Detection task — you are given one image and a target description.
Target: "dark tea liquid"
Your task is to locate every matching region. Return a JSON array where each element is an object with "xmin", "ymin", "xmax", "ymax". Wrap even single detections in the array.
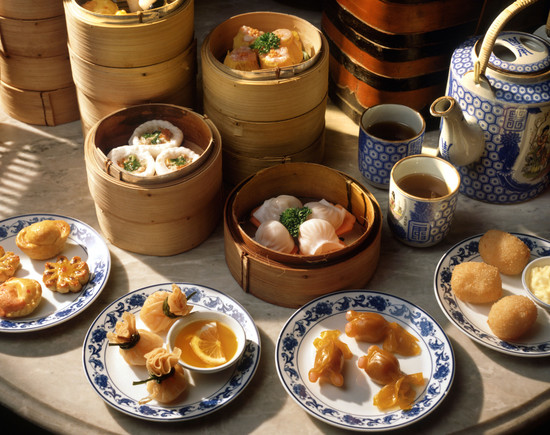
[
  {"xmin": 397, "ymin": 173, "xmax": 450, "ymax": 198},
  {"xmin": 366, "ymin": 121, "xmax": 417, "ymax": 141}
]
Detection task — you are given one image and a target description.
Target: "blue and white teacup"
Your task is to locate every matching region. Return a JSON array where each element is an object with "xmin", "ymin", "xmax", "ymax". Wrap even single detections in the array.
[
  {"xmin": 388, "ymin": 155, "xmax": 461, "ymax": 248},
  {"xmin": 358, "ymin": 104, "xmax": 425, "ymax": 189}
]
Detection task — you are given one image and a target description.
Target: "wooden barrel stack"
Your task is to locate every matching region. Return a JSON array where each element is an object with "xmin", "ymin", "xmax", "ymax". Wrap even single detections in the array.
[{"xmin": 0, "ymin": 0, "xmax": 79, "ymax": 125}]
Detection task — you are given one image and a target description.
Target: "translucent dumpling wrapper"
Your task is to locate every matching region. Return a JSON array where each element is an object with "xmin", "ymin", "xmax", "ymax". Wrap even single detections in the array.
[
  {"xmin": 304, "ymin": 199, "xmax": 346, "ymax": 231},
  {"xmin": 129, "ymin": 120, "xmax": 183, "ymax": 157},
  {"xmin": 107, "ymin": 145, "xmax": 155, "ymax": 177},
  {"xmin": 155, "ymin": 146, "xmax": 201, "ymax": 175},
  {"xmin": 252, "ymin": 195, "xmax": 303, "ymax": 226},
  {"xmin": 255, "ymin": 220, "xmax": 296, "ymax": 254},
  {"xmin": 298, "ymin": 218, "xmax": 344, "ymax": 255}
]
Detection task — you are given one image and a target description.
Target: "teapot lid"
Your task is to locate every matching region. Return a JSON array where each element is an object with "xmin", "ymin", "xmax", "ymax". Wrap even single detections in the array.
[{"xmin": 482, "ymin": 32, "xmax": 550, "ymax": 75}]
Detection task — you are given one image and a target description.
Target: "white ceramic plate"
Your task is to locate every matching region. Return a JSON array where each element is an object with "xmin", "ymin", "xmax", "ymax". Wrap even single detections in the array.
[
  {"xmin": 82, "ymin": 283, "xmax": 261, "ymax": 422},
  {"xmin": 275, "ymin": 290, "xmax": 454, "ymax": 431},
  {"xmin": 434, "ymin": 233, "xmax": 550, "ymax": 357},
  {"xmin": 0, "ymin": 213, "xmax": 110, "ymax": 332}
]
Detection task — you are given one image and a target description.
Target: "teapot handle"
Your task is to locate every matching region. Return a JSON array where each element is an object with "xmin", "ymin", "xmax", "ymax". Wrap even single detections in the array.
[{"xmin": 474, "ymin": 0, "xmax": 540, "ymax": 84}]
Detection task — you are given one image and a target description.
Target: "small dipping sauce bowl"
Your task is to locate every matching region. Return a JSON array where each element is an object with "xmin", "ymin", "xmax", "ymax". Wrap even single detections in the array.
[
  {"xmin": 522, "ymin": 256, "xmax": 550, "ymax": 312},
  {"xmin": 167, "ymin": 310, "xmax": 247, "ymax": 374}
]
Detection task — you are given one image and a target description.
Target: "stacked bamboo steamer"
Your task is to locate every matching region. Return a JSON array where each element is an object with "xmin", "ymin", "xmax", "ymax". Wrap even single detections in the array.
[
  {"xmin": 224, "ymin": 162, "xmax": 382, "ymax": 308},
  {"xmin": 0, "ymin": 0, "xmax": 79, "ymax": 125},
  {"xmin": 201, "ymin": 12, "xmax": 329, "ymax": 186},
  {"xmin": 64, "ymin": 0, "xmax": 196, "ymax": 135}
]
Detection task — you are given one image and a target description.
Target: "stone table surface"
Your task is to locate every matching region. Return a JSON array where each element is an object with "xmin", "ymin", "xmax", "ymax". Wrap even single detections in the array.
[{"xmin": 1, "ymin": 1, "xmax": 549, "ymax": 434}]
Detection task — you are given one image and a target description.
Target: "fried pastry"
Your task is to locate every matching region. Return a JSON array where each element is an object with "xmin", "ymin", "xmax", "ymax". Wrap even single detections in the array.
[
  {"xmin": 308, "ymin": 330, "xmax": 352, "ymax": 387},
  {"xmin": 0, "ymin": 277, "xmax": 42, "ymax": 318},
  {"xmin": 479, "ymin": 229, "xmax": 530, "ymax": 275},
  {"xmin": 487, "ymin": 295, "xmax": 537, "ymax": 341},
  {"xmin": 43, "ymin": 256, "xmax": 90, "ymax": 293},
  {"xmin": 0, "ymin": 246, "xmax": 20, "ymax": 283},
  {"xmin": 16, "ymin": 220, "xmax": 70, "ymax": 260},
  {"xmin": 451, "ymin": 261, "xmax": 502, "ymax": 303}
]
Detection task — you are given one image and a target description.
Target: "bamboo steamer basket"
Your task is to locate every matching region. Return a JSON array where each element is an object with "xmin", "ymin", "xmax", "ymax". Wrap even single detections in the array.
[
  {"xmin": 0, "ymin": 81, "xmax": 78, "ymax": 126},
  {"xmin": 0, "ymin": 53, "xmax": 73, "ymax": 91},
  {"xmin": 0, "ymin": 0, "xmax": 64, "ymax": 20},
  {"xmin": 63, "ymin": 0, "xmax": 194, "ymax": 68},
  {"xmin": 224, "ymin": 162, "xmax": 382, "ymax": 308},
  {"xmin": 84, "ymin": 104, "xmax": 222, "ymax": 256}
]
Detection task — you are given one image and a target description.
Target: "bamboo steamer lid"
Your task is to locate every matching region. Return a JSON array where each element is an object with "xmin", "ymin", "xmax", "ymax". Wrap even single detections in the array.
[
  {"xmin": 0, "ymin": 0, "xmax": 64, "ymax": 20},
  {"xmin": 63, "ymin": 0, "xmax": 194, "ymax": 68},
  {"xmin": 224, "ymin": 162, "xmax": 382, "ymax": 308},
  {"xmin": 84, "ymin": 104, "xmax": 222, "ymax": 256}
]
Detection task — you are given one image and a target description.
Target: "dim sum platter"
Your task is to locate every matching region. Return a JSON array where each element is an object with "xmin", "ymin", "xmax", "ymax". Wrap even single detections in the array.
[
  {"xmin": 434, "ymin": 233, "xmax": 550, "ymax": 357},
  {"xmin": 82, "ymin": 283, "xmax": 261, "ymax": 422},
  {"xmin": 275, "ymin": 290, "xmax": 454, "ymax": 431},
  {"xmin": 0, "ymin": 214, "xmax": 110, "ymax": 332}
]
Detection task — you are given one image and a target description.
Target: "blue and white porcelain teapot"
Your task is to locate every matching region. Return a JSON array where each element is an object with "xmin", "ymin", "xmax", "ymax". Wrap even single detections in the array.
[{"xmin": 430, "ymin": 0, "xmax": 550, "ymax": 204}]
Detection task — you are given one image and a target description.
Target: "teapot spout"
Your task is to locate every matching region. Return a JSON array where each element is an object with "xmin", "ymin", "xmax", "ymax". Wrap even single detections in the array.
[{"xmin": 430, "ymin": 96, "xmax": 485, "ymax": 166}]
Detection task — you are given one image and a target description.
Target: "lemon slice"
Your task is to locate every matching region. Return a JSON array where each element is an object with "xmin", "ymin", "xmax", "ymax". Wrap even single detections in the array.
[{"xmin": 189, "ymin": 321, "xmax": 227, "ymax": 366}]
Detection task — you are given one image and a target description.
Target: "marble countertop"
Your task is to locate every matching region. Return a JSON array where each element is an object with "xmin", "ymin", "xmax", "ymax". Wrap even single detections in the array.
[{"xmin": 1, "ymin": 1, "xmax": 550, "ymax": 434}]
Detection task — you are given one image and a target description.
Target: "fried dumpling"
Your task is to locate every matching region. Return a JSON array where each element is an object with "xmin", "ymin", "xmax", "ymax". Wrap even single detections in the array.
[
  {"xmin": 298, "ymin": 218, "xmax": 344, "ymax": 255},
  {"xmin": 0, "ymin": 277, "xmax": 42, "ymax": 318},
  {"xmin": 308, "ymin": 330, "xmax": 352, "ymax": 387},
  {"xmin": 107, "ymin": 145, "xmax": 155, "ymax": 177},
  {"xmin": 251, "ymin": 195, "xmax": 303, "ymax": 226},
  {"xmin": 358, "ymin": 345, "xmax": 402, "ymax": 385},
  {"xmin": 140, "ymin": 284, "xmax": 194, "ymax": 333},
  {"xmin": 255, "ymin": 220, "xmax": 296, "ymax": 254},
  {"xmin": 16, "ymin": 219, "xmax": 70, "ymax": 260}
]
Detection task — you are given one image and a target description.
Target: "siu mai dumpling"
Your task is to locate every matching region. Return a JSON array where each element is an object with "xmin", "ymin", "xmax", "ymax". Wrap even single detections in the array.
[
  {"xmin": 108, "ymin": 145, "xmax": 155, "ymax": 177},
  {"xmin": 251, "ymin": 195, "xmax": 303, "ymax": 226},
  {"xmin": 224, "ymin": 46, "xmax": 260, "ymax": 71},
  {"xmin": 129, "ymin": 120, "xmax": 183, "ymax": 157},
  {"xmin": 155, "ymin": 146, "xmax": 201, "ymax": 175},
  {"xmin": 273, "ymin": 28, "xmax": 304, "ymax": 64},
  {"xmin": 298, "ymin": 218, "xmax": 344, "ymax": 256},
  {"xmin": 140, "ymin": 284, "xmax": 194, "ymax": 333},
  {"xmin": 233, "ymin": 25, "xmax": 264, "ymax": 49},
  {"xmin": 255, "ymin": 220, "xmax": 296, "ymax": 254},
  {"xmin": 259, "ymin": 46, "xmax": 294, "ymax": 69}
]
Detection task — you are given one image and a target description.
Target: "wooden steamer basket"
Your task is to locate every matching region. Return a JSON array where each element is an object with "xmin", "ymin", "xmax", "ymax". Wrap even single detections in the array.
[
  {"xmin": 0, "ymin": 0, "xmax": 78, "ymax": 125},
  {"xmin": 201, "ymin": 12, "xmax": 329, "ymax": 185},
  {"xmin": 64, "ymin": 0, "xmax": 196, "ymax": 135},
  {"xmin": 84, "ymin": 104, "xmax": 222, "ymax": 256},
  {"xmin": 224, "ymin": 162, "xmax": 382, "ymax": 308}
]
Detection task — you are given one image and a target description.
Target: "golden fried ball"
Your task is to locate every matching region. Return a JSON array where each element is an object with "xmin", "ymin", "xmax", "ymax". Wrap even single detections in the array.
[
  {"xmin": 479, "ymin": 230, "xmax": 530, "ymax": 275},
  {"xmin": 451, "ymin": 262, "xmax": 502, "ymax": 303},
  {"xmin": 487, "ymin": 295, "xmax": 537, "ymax": 341}
]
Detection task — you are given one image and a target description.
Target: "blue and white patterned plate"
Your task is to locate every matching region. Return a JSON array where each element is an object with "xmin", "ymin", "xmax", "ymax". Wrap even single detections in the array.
[
  {"xmin": 82, "ymin": 283, "xmax": 261, "ymax": 422},
  {"xmin": 275, "ymin": 290, "xmax": 454, "ymax": 431},
  {"xmin": 434, "ymin": 233, "xmax": 550, "ymax": 357},
  {"xmin": 0, "ymin": 213, "xmax": 110, "ymax": 332}
]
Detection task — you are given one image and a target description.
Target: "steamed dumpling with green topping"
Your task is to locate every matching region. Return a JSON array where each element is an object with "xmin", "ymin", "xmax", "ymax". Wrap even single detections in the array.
[
  {"xmin": 107, "ymin": 145, "xmax": 155, "ymax": 177},
  {"xmin": 155, "ymin": 146, "xmax": 201, "ymax": 175},
  {"xmin": 129, "ymin": 120, "xmax": 183, "ymax": 157}
]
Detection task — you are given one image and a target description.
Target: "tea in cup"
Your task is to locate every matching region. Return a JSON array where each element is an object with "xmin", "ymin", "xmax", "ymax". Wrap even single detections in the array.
[
  {"xmin": 388, "ymin": 155, "xmax": 460, "ymax": 247},
  {"xmin": 358, "ymin": 104, "xmax": 425, "ymax": 189}
]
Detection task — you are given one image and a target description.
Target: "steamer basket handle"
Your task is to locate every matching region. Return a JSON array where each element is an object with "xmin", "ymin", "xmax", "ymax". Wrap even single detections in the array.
[{"xmin": 474, "ymin": 0, "xmax": 540, "ymax": 84}]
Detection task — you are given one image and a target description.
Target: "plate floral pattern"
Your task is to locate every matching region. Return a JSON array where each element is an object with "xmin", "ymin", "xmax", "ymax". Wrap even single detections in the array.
[
  {"xmin": 82, "ymin": 283, "xmax": 261, "ymax": 421},
  {"xmin": 434, "ymin": 233, "xmax": 550, "ymax": 357},
  {"xmin": 0, "ymin": 213, "xmax": 110, "ymax": 332},
  {"xmin": 275, "ymin": 290, "xmax": 454, "ymax": 431}
]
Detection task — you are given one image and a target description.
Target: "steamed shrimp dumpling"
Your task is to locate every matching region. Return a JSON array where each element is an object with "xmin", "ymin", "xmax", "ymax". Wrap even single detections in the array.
[
  {"xmin": 298, "ymin": 219, "xmax": 344, "ymax": 255},
  {"xmin": 255, "ymin": 220, "xmax": 296, "ymax": 254},
  {"xmin": 304, "ymin": 199, "xmax": 346, "ymax": 230},
  {"xmin": 252, "ymin": 195, "xmax": 302, "ymax": 225}
]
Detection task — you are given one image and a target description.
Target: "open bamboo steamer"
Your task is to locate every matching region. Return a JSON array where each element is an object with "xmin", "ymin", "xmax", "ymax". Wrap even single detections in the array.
[
  {"xmin": 85, "ymin": 104, "xmax": 222, "ymax": 256},
  {"xmin": 224, "ymin": 162, "xmax": 382, "ymax": 308}
]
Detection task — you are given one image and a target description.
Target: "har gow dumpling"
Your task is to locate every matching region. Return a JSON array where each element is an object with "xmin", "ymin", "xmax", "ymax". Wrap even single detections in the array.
[
  {"xmin": 255, "ymin": 220, "xmax": 296, "ymax": 254},
  {"xmin": 251, "ymin": 195, "xmax": 303, "ymax": 226},
  {"xmin": 129, "ymin": 120, "xmax": 183, "ymax": 158},
  {"xmin": 107, "ymin": 311, "xmax": 164, "ymax": 366},
  {"xmin": 107, "ymin": 145, "xmax": 155, "ymax": 177},
  {"xmin": 304, "ymin": 199, "xmax": 346, "ymax": 231},
  {"xmin": 155, "ymin": 146, "xmax": 201, "ymax": 175},
  {"xmin": 140, "ymin": 284, "xmax": 194, "ymax": 333},
  {"xmin": 298, "ymin": 218, "xmax": 344, "ymax": 256}
]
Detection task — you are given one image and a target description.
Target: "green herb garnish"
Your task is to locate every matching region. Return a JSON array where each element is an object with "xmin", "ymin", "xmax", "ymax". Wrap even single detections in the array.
[
  {"xmin": 108, "ymin": 333, "xmax": 140, "ymax": 350},
  {"xmin": 142, "ymin": 130, "xmax": 162, "ymax": 144},
  {"xmin": 280, "ymin": 206, "xmax": 312, "ymax": 238},
  {"xmin": 250, "ymin": 32, "xmax": 281, "ymax": 54},
  {"xmin": 162, "ymin": 290, "xmax": 197, "ymax": 319},
  {"xmin": 123, "ymin": 154, "xmax": 142, "ymax": 172},
  {"xmin": 168, "ymin": 156, "xmax": 188, "ymax": 168},
  {"xmin": 133, "ymin": 368, "xmax": 175, "ymax": 386}
]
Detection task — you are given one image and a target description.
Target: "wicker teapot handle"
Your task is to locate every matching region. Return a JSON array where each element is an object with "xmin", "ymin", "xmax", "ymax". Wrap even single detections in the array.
[{"xmin": 474, "ymin": 0, "xmax": 540, "ymax": 83}]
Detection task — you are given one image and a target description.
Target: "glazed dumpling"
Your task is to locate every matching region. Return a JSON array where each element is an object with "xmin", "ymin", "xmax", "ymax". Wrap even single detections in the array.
[
  {"xmin": 252, "ymin": 195, "xmax": 303, "ymax": 226},
  {"xmin": 298, "ymin": 218, "xmax": 344, "ymax": 255},
  {"xmin": 155, "ymin": 146, "xmax": 200, "ymax": 175},
  {"xmin": 107, "ymin": 311, "xmax": 164, "ymax": 366},
  {"xmin": 304, "ymin": 199, "xmax": 346, "ymax": 231},
  {"xmin": 0, "ymin": 277, "xmax": 42, "ymax": 318},
  {"xmin": 16, "ymin": 219, "xmax": 70, "ymax": 260},
  {"xmin": 255, "ymin": 220, "xmax": 296, "ymax": 254},
  {"xmin": 129, "ymin": 120, "xmax": 183, "ymax": 157},
  {"xmin": 138, "ymin": 347, "xmax": 188, "ymax": 404},
  {"xmin": 108, "ymin": 145, "xmax": 155, "ymax": 177},
  {"xmin": 140, "ymin": 284, "xmax": 194, "ymax": 333}
]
